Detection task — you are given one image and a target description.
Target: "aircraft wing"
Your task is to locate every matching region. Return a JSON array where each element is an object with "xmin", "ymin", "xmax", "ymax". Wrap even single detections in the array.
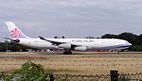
[
  {"xmin": 39, "ymin": 36, "xmax": 78, "ymax": 47},
  {"xmin": 39, "ymin": 36, "xmax": 63, "ymax": 45}
]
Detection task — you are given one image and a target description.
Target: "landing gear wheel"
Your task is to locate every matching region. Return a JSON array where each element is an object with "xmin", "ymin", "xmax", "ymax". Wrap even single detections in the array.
[{"xmin": 63, "ymin": 51, "xmax": 72, "ymax": 55}]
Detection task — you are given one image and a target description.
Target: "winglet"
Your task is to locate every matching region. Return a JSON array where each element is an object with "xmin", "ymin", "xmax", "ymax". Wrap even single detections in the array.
[{"xmin": 39, "ymin": 36, "xmax": 45, "ymax": 40}]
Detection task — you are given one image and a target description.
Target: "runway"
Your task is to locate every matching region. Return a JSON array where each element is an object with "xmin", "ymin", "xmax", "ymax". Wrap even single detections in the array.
[{"xmin": 0, "ymin": 52, "xmax": 142, "ymax": 74}]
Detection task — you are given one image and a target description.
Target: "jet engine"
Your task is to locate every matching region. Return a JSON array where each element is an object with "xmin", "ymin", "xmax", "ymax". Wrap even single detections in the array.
[
  {"xmin": 58, "ymin": 43, "xmax": 71, "ymax": 49},
  {"xmin": 75, "ymin": 46, "xmax": 87, "ymax": 51}
]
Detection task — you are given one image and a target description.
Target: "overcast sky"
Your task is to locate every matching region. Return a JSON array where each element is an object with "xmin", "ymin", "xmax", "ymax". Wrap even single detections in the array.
[{"xmin": 1, "ymin": 0, "xmax": 142, "ymax": 41}]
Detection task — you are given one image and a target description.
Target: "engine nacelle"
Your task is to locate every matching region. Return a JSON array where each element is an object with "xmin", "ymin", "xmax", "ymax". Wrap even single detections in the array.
[
  {"xmin": 75, "ymin": 46, "xmax": 87, "ymax": 51},
  {"xmin": 58, "ymin": 43, "xmax": 71, "ymax": 49}
]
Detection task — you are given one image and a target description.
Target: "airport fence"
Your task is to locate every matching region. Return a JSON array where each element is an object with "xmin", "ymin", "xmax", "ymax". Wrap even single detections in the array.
[{"xmin": 51, "ymin": 71, "xmax": 142, "ymax": 81}]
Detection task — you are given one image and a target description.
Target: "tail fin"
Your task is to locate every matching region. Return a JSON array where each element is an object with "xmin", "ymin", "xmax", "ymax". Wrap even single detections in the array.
[{"xmin": 5, "ymin": 21, "xmax": 31, "ymax": 39}]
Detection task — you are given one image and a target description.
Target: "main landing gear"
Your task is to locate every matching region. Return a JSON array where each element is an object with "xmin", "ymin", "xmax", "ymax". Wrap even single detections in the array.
[{"xmin": 63, "ymin": 50, "xmax": 72, "ymax": 54}]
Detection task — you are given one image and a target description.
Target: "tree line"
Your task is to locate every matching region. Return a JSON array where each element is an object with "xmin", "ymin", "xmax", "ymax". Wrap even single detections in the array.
[
  {"xmin": 0, "ymin": 32, "xmax": 142, "ymax": 52},
  {"xmin": 0, "ymin": 41, "xmax": 34, "ymax": 52}
]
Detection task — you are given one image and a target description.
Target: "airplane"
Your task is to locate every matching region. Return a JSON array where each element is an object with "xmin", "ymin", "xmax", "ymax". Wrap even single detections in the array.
[{"xmin": 5, "ymin": 21, "xmax": 132, "ymax": 54}]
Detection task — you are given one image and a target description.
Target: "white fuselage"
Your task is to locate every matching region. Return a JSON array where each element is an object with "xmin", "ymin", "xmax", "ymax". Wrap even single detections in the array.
[
  {"xmin": 18, "ymin": 38, "xmax": 132, "ymax": 51},
  {"xmin": 5, "ymin": 21, "xmax": 132, "ymax": 52}
]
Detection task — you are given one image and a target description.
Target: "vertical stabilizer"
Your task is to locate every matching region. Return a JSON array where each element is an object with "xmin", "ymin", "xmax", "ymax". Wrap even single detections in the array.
[{"xmin": 5, "ymin": 21, "xmax": 31, "ymax": 39}]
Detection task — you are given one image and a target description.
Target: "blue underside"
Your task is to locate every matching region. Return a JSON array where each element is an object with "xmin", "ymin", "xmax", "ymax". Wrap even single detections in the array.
[{"xmin": 100, "ymin": 44, "xmax": 131, "ymax": 50}]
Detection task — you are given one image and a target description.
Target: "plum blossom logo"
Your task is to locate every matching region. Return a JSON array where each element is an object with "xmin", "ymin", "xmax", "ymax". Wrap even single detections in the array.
[{"xmin": 10, "ymin": 28, "xmax": 21, "ymax": 38}]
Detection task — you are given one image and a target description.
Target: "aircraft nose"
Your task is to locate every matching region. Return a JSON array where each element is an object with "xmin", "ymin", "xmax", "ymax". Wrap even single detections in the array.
[{"xmin": 125, "ymin": 41, "xmax": 132, "ymax": 46}]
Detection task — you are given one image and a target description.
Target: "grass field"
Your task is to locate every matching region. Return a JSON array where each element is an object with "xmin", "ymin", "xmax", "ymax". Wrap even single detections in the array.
[{"xmin": 0, "ymin": 52, "xmax": 142, "ymax": 75}]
